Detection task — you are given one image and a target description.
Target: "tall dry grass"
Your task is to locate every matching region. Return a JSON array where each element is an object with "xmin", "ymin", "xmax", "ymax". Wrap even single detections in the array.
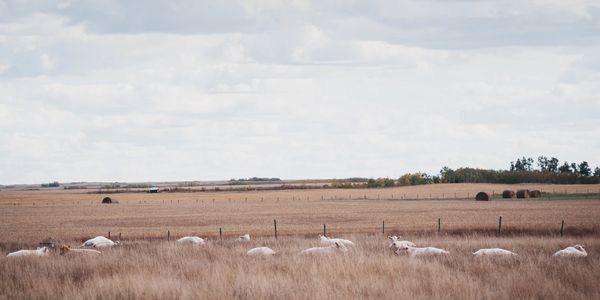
[{"xmin": 1, "ymin": 235, "xmax": 599, "ymax": 299}]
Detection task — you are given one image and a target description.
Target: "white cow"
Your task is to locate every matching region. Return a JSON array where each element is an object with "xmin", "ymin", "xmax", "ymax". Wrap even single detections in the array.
[
  {"xmin": 388, "ymin": 236, "xmax": 417, "ymax": 254},
  {"xmin": 301, "ymin": 242, "xmax": 348, "ymax": 254},
  {"xmin": 7, "ymin": 247, "xmax": 49, "ymax": 257},
  {"xmin": 473, "ymin": 248, "xmax": 517, "ymax": 256},
  {"xmin": 397, "ymin": 245, "xmax": 449, "ymax": 257},
  {"xmin": 247, "ymin": 247, "xmax": 276, "ymax": 256},
  {"xmin": 319, "ymin": 235, "xmax": 354, "ymax": 247},
  {"xmin": 238, "ymin": 234, "xmax": 251, "ymax": 241},
  {"xmin": 177, "ymin": 236, "xmax": 206, "ymax": 245},
  {"xmin": 59, "ymin": 245, "xmax": 101, "ymax": 255},
  {"xmin": 81, "ymin": 236, "xmax": 119, "ymax": 248},
  {"xmin": 553, "ymin": 244, "xmax": 587, "ymax": 257}
]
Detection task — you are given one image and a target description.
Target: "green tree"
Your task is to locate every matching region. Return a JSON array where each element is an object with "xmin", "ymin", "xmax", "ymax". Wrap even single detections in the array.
[
  {"xmin": 366, "ymin": 178, "xmax": 378, "ymax": 188},
  {"xmin": 559, "ymin": 162, "xmax": 572, "ymax": 173},
  {"xmin": 512, "ymin": 157, "xmax": 534, "ymax": 171},
  {"xmin": 578, "ymin": 161, "xmax": 591, "ymax": 177},
  {"xmin": 440, "ymin": 166, "xmax": 454, "ymax": 183},
  {"xmin": 382, "ymin": 178, "xmax": 395, "ymax": 187},
  {"xmin": 398, "ymin": 174, "xmax": 411, "ymax": 186},
  {"xmin": 537, "ymin": 156, "xmax": 549, "ymax": 171},
  {"xmin": 548, "ymin": 157, "xmax": 559, "ymax": 172}
]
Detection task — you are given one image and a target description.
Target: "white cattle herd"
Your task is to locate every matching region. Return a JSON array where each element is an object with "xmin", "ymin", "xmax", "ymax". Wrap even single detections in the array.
[{"xmin": 5, "ymin": 234, "xmax": 589, "ymax": 259}]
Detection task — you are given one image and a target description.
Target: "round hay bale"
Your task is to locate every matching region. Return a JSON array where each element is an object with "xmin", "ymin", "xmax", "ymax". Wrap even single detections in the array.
[
  {"xmin": 502, "ymin": 190, "xmax": 515, "ymax": 198},
  {"xmin": 475, "ymin": 192, "xmax": 490, "ymax": 201},
  {"xmin": 530, "ymin": 190, "xmax": 542, "ymax": 198},
  {"xmin": 516, "ymin": 189, "xmax": 530, "ymax": 199},
  {"xmin": 102, "ymin": 197, "xmax": 113, "ymax": 204}
]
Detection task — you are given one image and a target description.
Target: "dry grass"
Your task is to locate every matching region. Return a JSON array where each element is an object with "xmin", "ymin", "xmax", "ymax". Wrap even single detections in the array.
[
  {"xmin": 1, "ymin": 183, "xmax": 599, "ymax": 299},
  {"xmin": 0, "ymin": 184, "xmax": 599, "ymax": 244},
  {"xmin": 1, "ymin": 235, "xmax": 599, "ymax": 299}
]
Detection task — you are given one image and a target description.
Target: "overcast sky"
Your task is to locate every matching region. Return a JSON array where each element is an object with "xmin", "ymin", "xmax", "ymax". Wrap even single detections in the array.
[{"xmin": 1, "ymin": 0, "xmax": 599, "ymax": 184}]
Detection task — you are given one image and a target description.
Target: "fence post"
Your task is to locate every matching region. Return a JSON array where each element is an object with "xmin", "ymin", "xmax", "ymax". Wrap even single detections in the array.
[
  {"xmin": 323, "ymin": 224, "xmax": 327, "ymax": 237},
  {"xmin": 119, "ymin": 232, "xmax": 122, "ymax": 241},
  {"xmin": 167, "ymin": 230, "xmax": 170, "ymax": 241},
  {"xmin": 219, "ymin": 228, "xmax": 222, "ymax": 240},
  {"xmin": 382, "ymin": 220, "xmax": 385, "ymax": 234},
  {"xmin": 560, "ymin": 220, "xmax": 564, "ymax": 237},
  {"xmin": 274, "ymin": 219, "xmax": 278, "ymax": 239},
  {"xmin": 438, "ymin": 218, "xmax": 441, "ymax": 233},
  {"xmin": 108, "ymin": 231, "xmax": 110, "ymax": 239},
  {"xmin": 498, "ymin": 216, "xmax": 502, "ymax": 234}
]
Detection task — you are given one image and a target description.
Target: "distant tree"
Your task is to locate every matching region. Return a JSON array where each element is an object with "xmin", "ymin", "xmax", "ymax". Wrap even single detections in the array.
[
  {"xmin": 548, "ymin": 157, "xmax": 559, "ymax": 173},
  {"xmin": 512, "ymin": 157, "xmax": 534, "ymax": 171},
  {"xmin": 594, "ymin": 167, "xmax": 600, "ymax": 177},
  {"xmin": 524, "ymin": 157, "xmax": 534, "ymax": 171},
  {"xmin": 570, "ymin": 162, "xmax": 578, "ymax": 173},
  {"xmin": 578, "ymin": 161, "xmax": 591, "ymax": 177},
  {"xmin": 398, "ymin": 174, "xmax": 411, "ymax": 186},
  {"xmin": 440, "ymin": 166, "xmax": 454, "ymax": 183},
  {"xmin": 367, "ymin": 178, "xmax": 378, "ymax": 188},
  {"xmin": 382, "ymin": 178, "xmax": 396, "ymax": 187},
  {"xmin": 559, "ymin": 162, "xmax": 572, "ymax": 173},
  {"xmin": 537, "ymin": 156, "xmax": 549, "ymax": 171}
]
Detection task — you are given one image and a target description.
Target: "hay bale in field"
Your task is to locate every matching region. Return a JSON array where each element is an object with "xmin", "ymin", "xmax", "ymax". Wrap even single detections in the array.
[
  {"xmin": 516, "ymin": 189, "xmax": 530, "ymax": 198},
  {"xmin": 502, "ymin": 190, "xmax": 515, "ymax": 198},
  {"xmin": 475, "ymin": 192, "xmax": 490, "ymax": 201},
  {"xmin": 101, "ymin": 197, "xmax": 118, "ymax": 204},
  {"xmin": 530, "ymin": 190, "xmax": 542, "ymax": 198}
]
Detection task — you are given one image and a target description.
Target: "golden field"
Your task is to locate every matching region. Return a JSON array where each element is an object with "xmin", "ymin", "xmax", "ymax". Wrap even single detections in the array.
[
  {"xmin": 0, "ymin": 183, "xmax": 599, "ymax": 244},
  {"xmin": 1, "ymin": 183, "xmax": 599, "ymax": 299}
]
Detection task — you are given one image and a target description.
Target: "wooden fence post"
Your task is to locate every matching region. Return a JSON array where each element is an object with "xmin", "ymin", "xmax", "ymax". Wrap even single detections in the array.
[
  {"xmin": 382, "ymin": 220, "xmax": 385, "ymax": 234},
  {"xmin": 119, "ymin": 232, "xmax": 122, "ymax": 241},
  {"xmin": 323, "ymin": 224, "xmax": 327, "ymax": 237},
  {"xmin": 498, "ymin": 216, "xmax": 502, "ymax": 234},
  {"xmin": 560, "ymin": 220, "xmax": 564, "ymax": 237},
  {"xmin": 274, "ymin": 219, "xmax": 278, "ymax": 239},
  {"xmin": 219, "ymin": 228, "xmax": 222, "ymax": 240},
  {"xmin": 438, "ymin": 218, "xmax": 441, "ymax": 233},
  {"xmin": 167, "ymin": 230, "xmax": 170, "ymax": 241},
  {"xmin": 108, "ymin": 231, "xmax": 110, "ymax": 239}
]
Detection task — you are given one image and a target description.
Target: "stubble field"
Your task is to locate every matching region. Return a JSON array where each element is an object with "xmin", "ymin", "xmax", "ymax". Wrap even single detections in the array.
[{"xmin": 1, "ymin": 183, "xmax": 599, "ymax": 299}]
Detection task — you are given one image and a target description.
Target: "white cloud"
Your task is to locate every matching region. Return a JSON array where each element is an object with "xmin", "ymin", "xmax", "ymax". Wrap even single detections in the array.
[{"xmin": 0, "ymin": 0, "xmax": 599, "ymax": 184}]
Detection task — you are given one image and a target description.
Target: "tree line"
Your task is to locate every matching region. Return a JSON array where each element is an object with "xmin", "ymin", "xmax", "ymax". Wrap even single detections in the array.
[{"xmin": 331, "ymin": 156, "xmax": 600, "ymax": 188}]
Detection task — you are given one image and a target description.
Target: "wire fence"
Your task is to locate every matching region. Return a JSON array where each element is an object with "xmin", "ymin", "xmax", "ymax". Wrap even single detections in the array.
[{"xmin": 91, "ymin": 217, "xmax": 600, "ymax": 243}]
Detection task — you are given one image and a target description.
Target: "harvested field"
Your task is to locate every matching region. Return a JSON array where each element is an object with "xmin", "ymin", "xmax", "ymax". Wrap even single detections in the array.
[
  {"xmin": 1, "ymin": 183, "xmax": 599, "ymax": 299},
  {"xmin": 0, "ymin": 184, "xmax": 599, "ymax": 244}
]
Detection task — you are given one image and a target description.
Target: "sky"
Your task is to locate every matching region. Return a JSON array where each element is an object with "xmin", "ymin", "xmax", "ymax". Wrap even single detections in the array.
[{"xmin": 1, "ymin": 0, "xmax": 599, "ymax": 184}]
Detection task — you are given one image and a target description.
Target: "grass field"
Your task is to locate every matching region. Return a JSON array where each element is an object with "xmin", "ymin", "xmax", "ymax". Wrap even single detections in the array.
[
  {"xmin": 1, "ymin": 236, "xmax": 598, "ymax": 299},
  {"xmin": 1, "ymin": 183, "xmax": 599, "ymax": 299}
]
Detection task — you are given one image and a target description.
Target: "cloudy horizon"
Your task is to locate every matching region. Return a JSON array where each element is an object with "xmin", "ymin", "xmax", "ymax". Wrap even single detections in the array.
[{"xmin": 1, "ymin": 0, "xmax": 599, "ymax": 185}]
